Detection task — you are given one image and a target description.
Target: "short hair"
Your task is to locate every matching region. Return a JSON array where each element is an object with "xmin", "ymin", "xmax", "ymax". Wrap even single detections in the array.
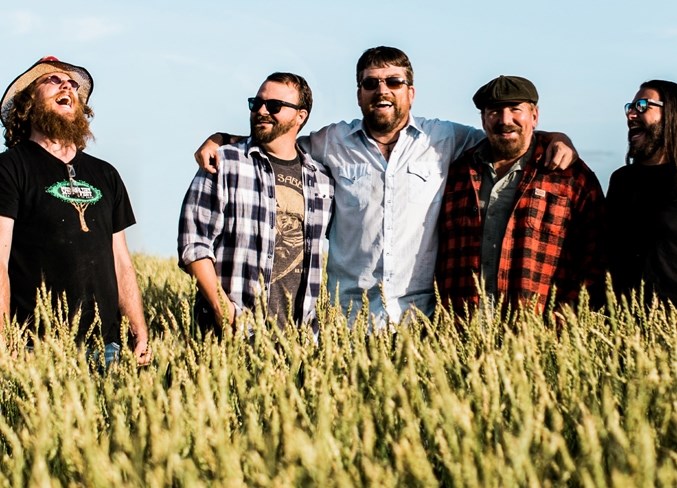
[
  {"xmin": 265, "ymin": 72, "xmax": 312, "ymax": 129},
  {"xmin": 355, "ymin": 46, "xmax": 414, "ymax": 86},
  {"xmin": 639, "ymin": 79, "xmax": 677, "ymax": 166}
]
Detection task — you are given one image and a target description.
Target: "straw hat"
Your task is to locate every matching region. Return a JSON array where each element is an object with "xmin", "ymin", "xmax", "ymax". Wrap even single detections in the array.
[{"xmin": 0, "ymin": 56, "xmax": 93, "ymax": 125}]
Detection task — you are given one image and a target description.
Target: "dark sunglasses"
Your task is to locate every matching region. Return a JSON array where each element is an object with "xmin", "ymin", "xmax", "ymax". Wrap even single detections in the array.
[
  {"xmin": 624, "ymin": 98, "xmax": 663, "ymax": 115},
  {"xmin": 42, "ymin": 74, "xmax": 80, "ymax": 91},
  {"xmin": 358, "ymin": 77, "xmax": 410, "ymax": 90},
  {"xmin": 248, "ymin": 97, "xmax": 302, "ymax": 114}
]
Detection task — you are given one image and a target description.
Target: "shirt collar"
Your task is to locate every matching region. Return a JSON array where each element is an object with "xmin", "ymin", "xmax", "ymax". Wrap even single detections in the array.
[{"xmin": 244, "ymin": 137, "xmax": 318, "ymax": 171}]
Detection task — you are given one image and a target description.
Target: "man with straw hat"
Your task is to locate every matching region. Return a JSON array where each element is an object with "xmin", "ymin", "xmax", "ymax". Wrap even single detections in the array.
[{"xmin": 0, "ymin": 56, "xmax": 150, "ymax": 366}]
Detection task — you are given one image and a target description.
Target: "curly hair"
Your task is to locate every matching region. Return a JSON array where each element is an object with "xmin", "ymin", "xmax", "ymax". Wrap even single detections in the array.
[{"xmin": 3, "ymin": 80, "xmax": 94, "ymax": 149}]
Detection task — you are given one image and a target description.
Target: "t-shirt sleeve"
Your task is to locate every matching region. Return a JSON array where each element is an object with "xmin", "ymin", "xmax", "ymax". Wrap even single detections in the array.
[
  {"xmin": 0, "ymin": 155, "xmax": 22, "ymax": 220},
  {"xmin": 108, "ymin": 166, "xmax": 136, "ymax": 233}
]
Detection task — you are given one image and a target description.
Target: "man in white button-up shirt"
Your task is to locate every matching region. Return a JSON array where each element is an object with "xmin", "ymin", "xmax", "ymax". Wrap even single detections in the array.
[{"xmin": 194, "ymin": 47, "xmax": 575, "ymax": 327}]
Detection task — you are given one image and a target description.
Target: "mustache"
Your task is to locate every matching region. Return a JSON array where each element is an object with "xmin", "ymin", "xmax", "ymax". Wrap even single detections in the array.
[
  {"xmin": 370, "ymin": 94, "xmax": 395, "ymax": 104},
  {"xmin": 252, "ymin": 115, "xmax": 275, "ymax": 124},
  {"xmin": 494, "ymin": 123, "xmax": 521, "ymax": 133}
]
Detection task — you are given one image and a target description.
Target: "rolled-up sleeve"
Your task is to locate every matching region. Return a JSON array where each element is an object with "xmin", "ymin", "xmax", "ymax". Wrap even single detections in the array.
[{"xmin": 177, "ymin": 167, "xmax": 227, "ymax": 269}]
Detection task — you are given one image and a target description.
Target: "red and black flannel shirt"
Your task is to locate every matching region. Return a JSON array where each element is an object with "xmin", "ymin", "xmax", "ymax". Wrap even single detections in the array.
[{"xmin": 436, "ymin": 134, "xmax": 607, "ymax": 312}]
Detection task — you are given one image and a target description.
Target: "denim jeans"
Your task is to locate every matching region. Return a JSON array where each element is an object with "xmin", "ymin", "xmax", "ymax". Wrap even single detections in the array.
[{"xmin": 88, "ymin": 342, "xmax": 120, "ymax": 369}]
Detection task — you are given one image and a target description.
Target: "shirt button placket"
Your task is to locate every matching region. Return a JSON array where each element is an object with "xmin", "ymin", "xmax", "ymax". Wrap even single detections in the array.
[{"xmin": 383, "ymin": 171, "xmax": 395, "ymax": 287}]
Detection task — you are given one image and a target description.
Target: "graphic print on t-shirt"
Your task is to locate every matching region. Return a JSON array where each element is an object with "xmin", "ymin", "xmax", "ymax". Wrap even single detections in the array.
[
  {"xmin": 272, "ymin": 177, "xmax": 304, "ymax": 284},
  {"xmin": 45, "ymin": 178, "xmax": 102, "ymax": 232},
  {"xmin": 267, "ymin": 154, "xmax": 305, "ymax": 324}
]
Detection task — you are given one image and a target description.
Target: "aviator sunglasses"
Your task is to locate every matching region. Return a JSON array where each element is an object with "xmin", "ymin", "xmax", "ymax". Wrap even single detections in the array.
[
  {"xmin": 248, "ymin": 97, "xmax": 302, "ymax": 115},
  {"xmin": 42, "ymin": 74, "xmax": 80, "ymax": 91},
  {"xmin": 359, "ymin": 77, "xmax": 410, "ymax": 90},
  {"xmin": 624, "ymin": 98, "xmax": 664, "ymax": 115}
]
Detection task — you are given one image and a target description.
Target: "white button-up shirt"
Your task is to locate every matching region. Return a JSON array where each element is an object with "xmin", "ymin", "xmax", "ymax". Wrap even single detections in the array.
[{"xmin": 301, "ymin": 116, "xmax": 484, "ymax": 324}]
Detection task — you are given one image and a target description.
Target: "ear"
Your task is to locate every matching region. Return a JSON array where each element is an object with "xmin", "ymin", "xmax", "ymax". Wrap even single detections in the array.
[
  {"xmin": 297, "ymin": 109, "xmax": 309, "ymax": 127},
  {"xmin": 532, "ymin": 105, "xmax": 539, "ymax": 128}
]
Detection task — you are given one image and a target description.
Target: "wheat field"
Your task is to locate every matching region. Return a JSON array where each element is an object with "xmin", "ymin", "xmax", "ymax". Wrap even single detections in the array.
[{"xmin": 0, "ymin": 254, "xmax": 674, "ymax": 487}]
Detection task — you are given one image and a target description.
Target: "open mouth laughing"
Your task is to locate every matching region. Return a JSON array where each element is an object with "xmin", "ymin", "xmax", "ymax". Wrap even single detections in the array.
[
  {"xmin": 628, "ymin": 124, "xmax": 645, "ymax": 142},
  {"xmin": 55, "ymin": 92, "xmax": 73, "ymax": 108}
]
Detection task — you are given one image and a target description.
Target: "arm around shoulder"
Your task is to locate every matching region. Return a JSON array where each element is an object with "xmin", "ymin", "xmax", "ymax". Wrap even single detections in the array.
[{"xmin": 537, "ymin": 131, "xmax": 578, "ymax": 170}]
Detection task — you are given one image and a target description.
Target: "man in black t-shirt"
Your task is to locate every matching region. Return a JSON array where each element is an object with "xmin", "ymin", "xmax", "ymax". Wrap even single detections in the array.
[
  {"xmin": 607, "ymin": 80, "xmax": 677, "ymax": 304},
  {"xmin": 0, "ymin": 56, "xmax": 150, "ymax": 366}
]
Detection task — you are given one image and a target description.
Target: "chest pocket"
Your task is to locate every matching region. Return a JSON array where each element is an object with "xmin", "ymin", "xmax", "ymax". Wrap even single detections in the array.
[
  {"xmin": 407, "ymin": 160, "xmax": 445, "ymax": 204},
  {"xmin": 336, "ymin": 164, "xmax": 371, "ymax": 208},
  {"xmin": 525, "ymin": 188, "xmax": 571, "ymax": 236}
]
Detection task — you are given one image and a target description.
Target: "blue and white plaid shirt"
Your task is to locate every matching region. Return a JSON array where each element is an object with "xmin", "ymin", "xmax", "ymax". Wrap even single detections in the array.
[{"xmin": 178, "ymin": 138, "xmax": 334, "ymax": 324}]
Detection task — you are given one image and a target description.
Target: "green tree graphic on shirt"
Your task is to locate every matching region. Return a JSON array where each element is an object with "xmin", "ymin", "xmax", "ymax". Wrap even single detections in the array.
[{"xmin": 46, "ymin": 180, "xmax": 102, "ymax": 232}]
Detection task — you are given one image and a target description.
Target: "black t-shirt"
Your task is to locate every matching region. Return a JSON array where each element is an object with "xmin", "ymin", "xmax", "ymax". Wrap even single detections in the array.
[
  {"xmin": 607, "ymin": 162, "xmax": 677, "ymax": 303},
  {"xmin": 266, "ymin": 153, "xmax": 305, "ymax": 327},
  {"xmin": 0, "ymin": 141, "xmax": 136, "ymax": 344}
]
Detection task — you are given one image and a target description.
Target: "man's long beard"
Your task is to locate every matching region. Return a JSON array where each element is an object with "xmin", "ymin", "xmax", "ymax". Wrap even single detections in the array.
[
  {"xmin": 628, "ymin": 121, "xmax": 664, "ymax": 164},
  {"xmin": 251, "ymin": 116, "xmax": 295, "ymax": 144},
  {"xmin": 30, "ymin": 97, "xmax": 93, "ymax": 150},
  {"xmin": 362, "ymin": 96, "xmax": 406, "ymax": 134}
]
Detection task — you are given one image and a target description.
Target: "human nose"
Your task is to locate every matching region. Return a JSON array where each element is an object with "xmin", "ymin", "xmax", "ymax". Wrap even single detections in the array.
[
  {"xmin": 626, "ymin": 105, "xmax": 638, "ymax": 120},
  {"xmin": 255, "ymin": 101, "xmax": 269, "ymax": 115},
  {"xmin": 374, "ymin": 79, "xmax": 389, "ymax": 93},
  {"xmin": 626, "ymin": 107, "xmax": 638, "ymax": 121},
  {"xmin": 498, "ymin": 108, "xmax": 513, "ymax": 124},
  {"xmin": 59, "ymin": 78, "xmax": 76, "ymax": 91}
]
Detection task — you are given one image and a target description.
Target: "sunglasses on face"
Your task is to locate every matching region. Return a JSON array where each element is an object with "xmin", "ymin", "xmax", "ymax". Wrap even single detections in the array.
[
  {"xmin": 624, "ymin": 98, "xmax": 664, "ymax": 115},
  {"xmin": 248, "ymin": 97, "xmax": 302, "ymax": 115},
  {"xmin": 42, "ymin": 74, "xmax": 80, "ymax": 92},
  {"xmin": 358, "ymin": 77, "xmax": 410, "ymax": 90}
]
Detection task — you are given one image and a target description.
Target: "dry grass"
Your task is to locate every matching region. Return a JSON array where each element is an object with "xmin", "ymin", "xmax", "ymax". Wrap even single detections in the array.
[{"xmin": 0, "ymin": 254, "xmax": 674, "ymax": 487}]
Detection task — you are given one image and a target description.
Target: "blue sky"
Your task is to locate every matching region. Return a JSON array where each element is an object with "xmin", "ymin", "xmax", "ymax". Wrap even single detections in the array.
[{"xmin": 2, "ymin": 1, "xmax": 676, "ymax": 257}]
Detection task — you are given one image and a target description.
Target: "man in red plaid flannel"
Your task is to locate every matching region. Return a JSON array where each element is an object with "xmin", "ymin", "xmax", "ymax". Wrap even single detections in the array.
[{"xmin": 436, "ymin": 75, "xmax": 606, "ymax": 314}]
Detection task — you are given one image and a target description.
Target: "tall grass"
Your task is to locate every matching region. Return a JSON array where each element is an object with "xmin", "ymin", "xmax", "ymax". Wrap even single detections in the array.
[{"xmin": 0, "ymin": 254, "xmax": 674, "ymax": 486}]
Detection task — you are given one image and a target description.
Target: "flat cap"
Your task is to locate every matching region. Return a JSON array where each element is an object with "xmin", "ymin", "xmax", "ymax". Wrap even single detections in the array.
[{"xmin": 473, "ymin": 75, "xmax": 538, "ymax": 110}]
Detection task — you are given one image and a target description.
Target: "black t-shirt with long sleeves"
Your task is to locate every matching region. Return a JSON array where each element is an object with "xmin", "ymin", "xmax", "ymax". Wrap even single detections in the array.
[{"xmin": 607, "ymin": 162, "xmax": 677, "ymax": 303}]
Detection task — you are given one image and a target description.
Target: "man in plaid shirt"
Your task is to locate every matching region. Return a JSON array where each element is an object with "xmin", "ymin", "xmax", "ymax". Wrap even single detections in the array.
[
  {"xmin": 178, "ymin": 73, "xmax": 333, "ymax": 335},
  {"xmin": 436, "ymin": 76, "xmax": 606, "ymax": 314}
]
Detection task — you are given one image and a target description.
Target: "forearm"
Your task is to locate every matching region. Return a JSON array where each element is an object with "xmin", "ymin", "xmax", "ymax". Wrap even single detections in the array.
[
  {"xmin": 185, "ymin": 258, "xmax": 234, "ymax": 325},
  {"xmin": 0, "ymin": 267, "xmax": 9, "ymax": 330},
  {"xmin": 117, "ymin": 263, "xmax": 148, "ymax": 341},
  {"xmin": 112, "ymin": 231, "xmax": 148, "ymax": 342},
  {"xmin": 0, "ymin": 216, "xmax": 14, "ymax": 331}
]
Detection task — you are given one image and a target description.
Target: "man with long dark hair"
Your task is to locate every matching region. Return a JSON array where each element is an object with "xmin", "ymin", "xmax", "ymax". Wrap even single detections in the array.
[
  {"xmin": 607, "ymin": 80, "xmax": 677, "ymax": 303},
  {"xmin": 0, "ymin": 56, "xmax": 150, "ymax": 366}
]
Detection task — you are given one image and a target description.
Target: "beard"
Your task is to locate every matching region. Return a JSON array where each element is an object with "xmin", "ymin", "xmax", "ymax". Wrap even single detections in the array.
[
  {"xmin": 250, "ymin": 115, "xmax": 296, "ymax": 144},
  {"xmin": 361, "ymin": 95, "xmax": 407, "ymax": 134},
  {"xmin": 30, "ymin": 96, "xmax": 93, "ymax": 150},
  {"xmin": 486, "ymin": 124, "xmax": 529, "ymax": 160},
  {"xmin": 627, "ymin": 120, "xmax": 664, "ymax": 163}
]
